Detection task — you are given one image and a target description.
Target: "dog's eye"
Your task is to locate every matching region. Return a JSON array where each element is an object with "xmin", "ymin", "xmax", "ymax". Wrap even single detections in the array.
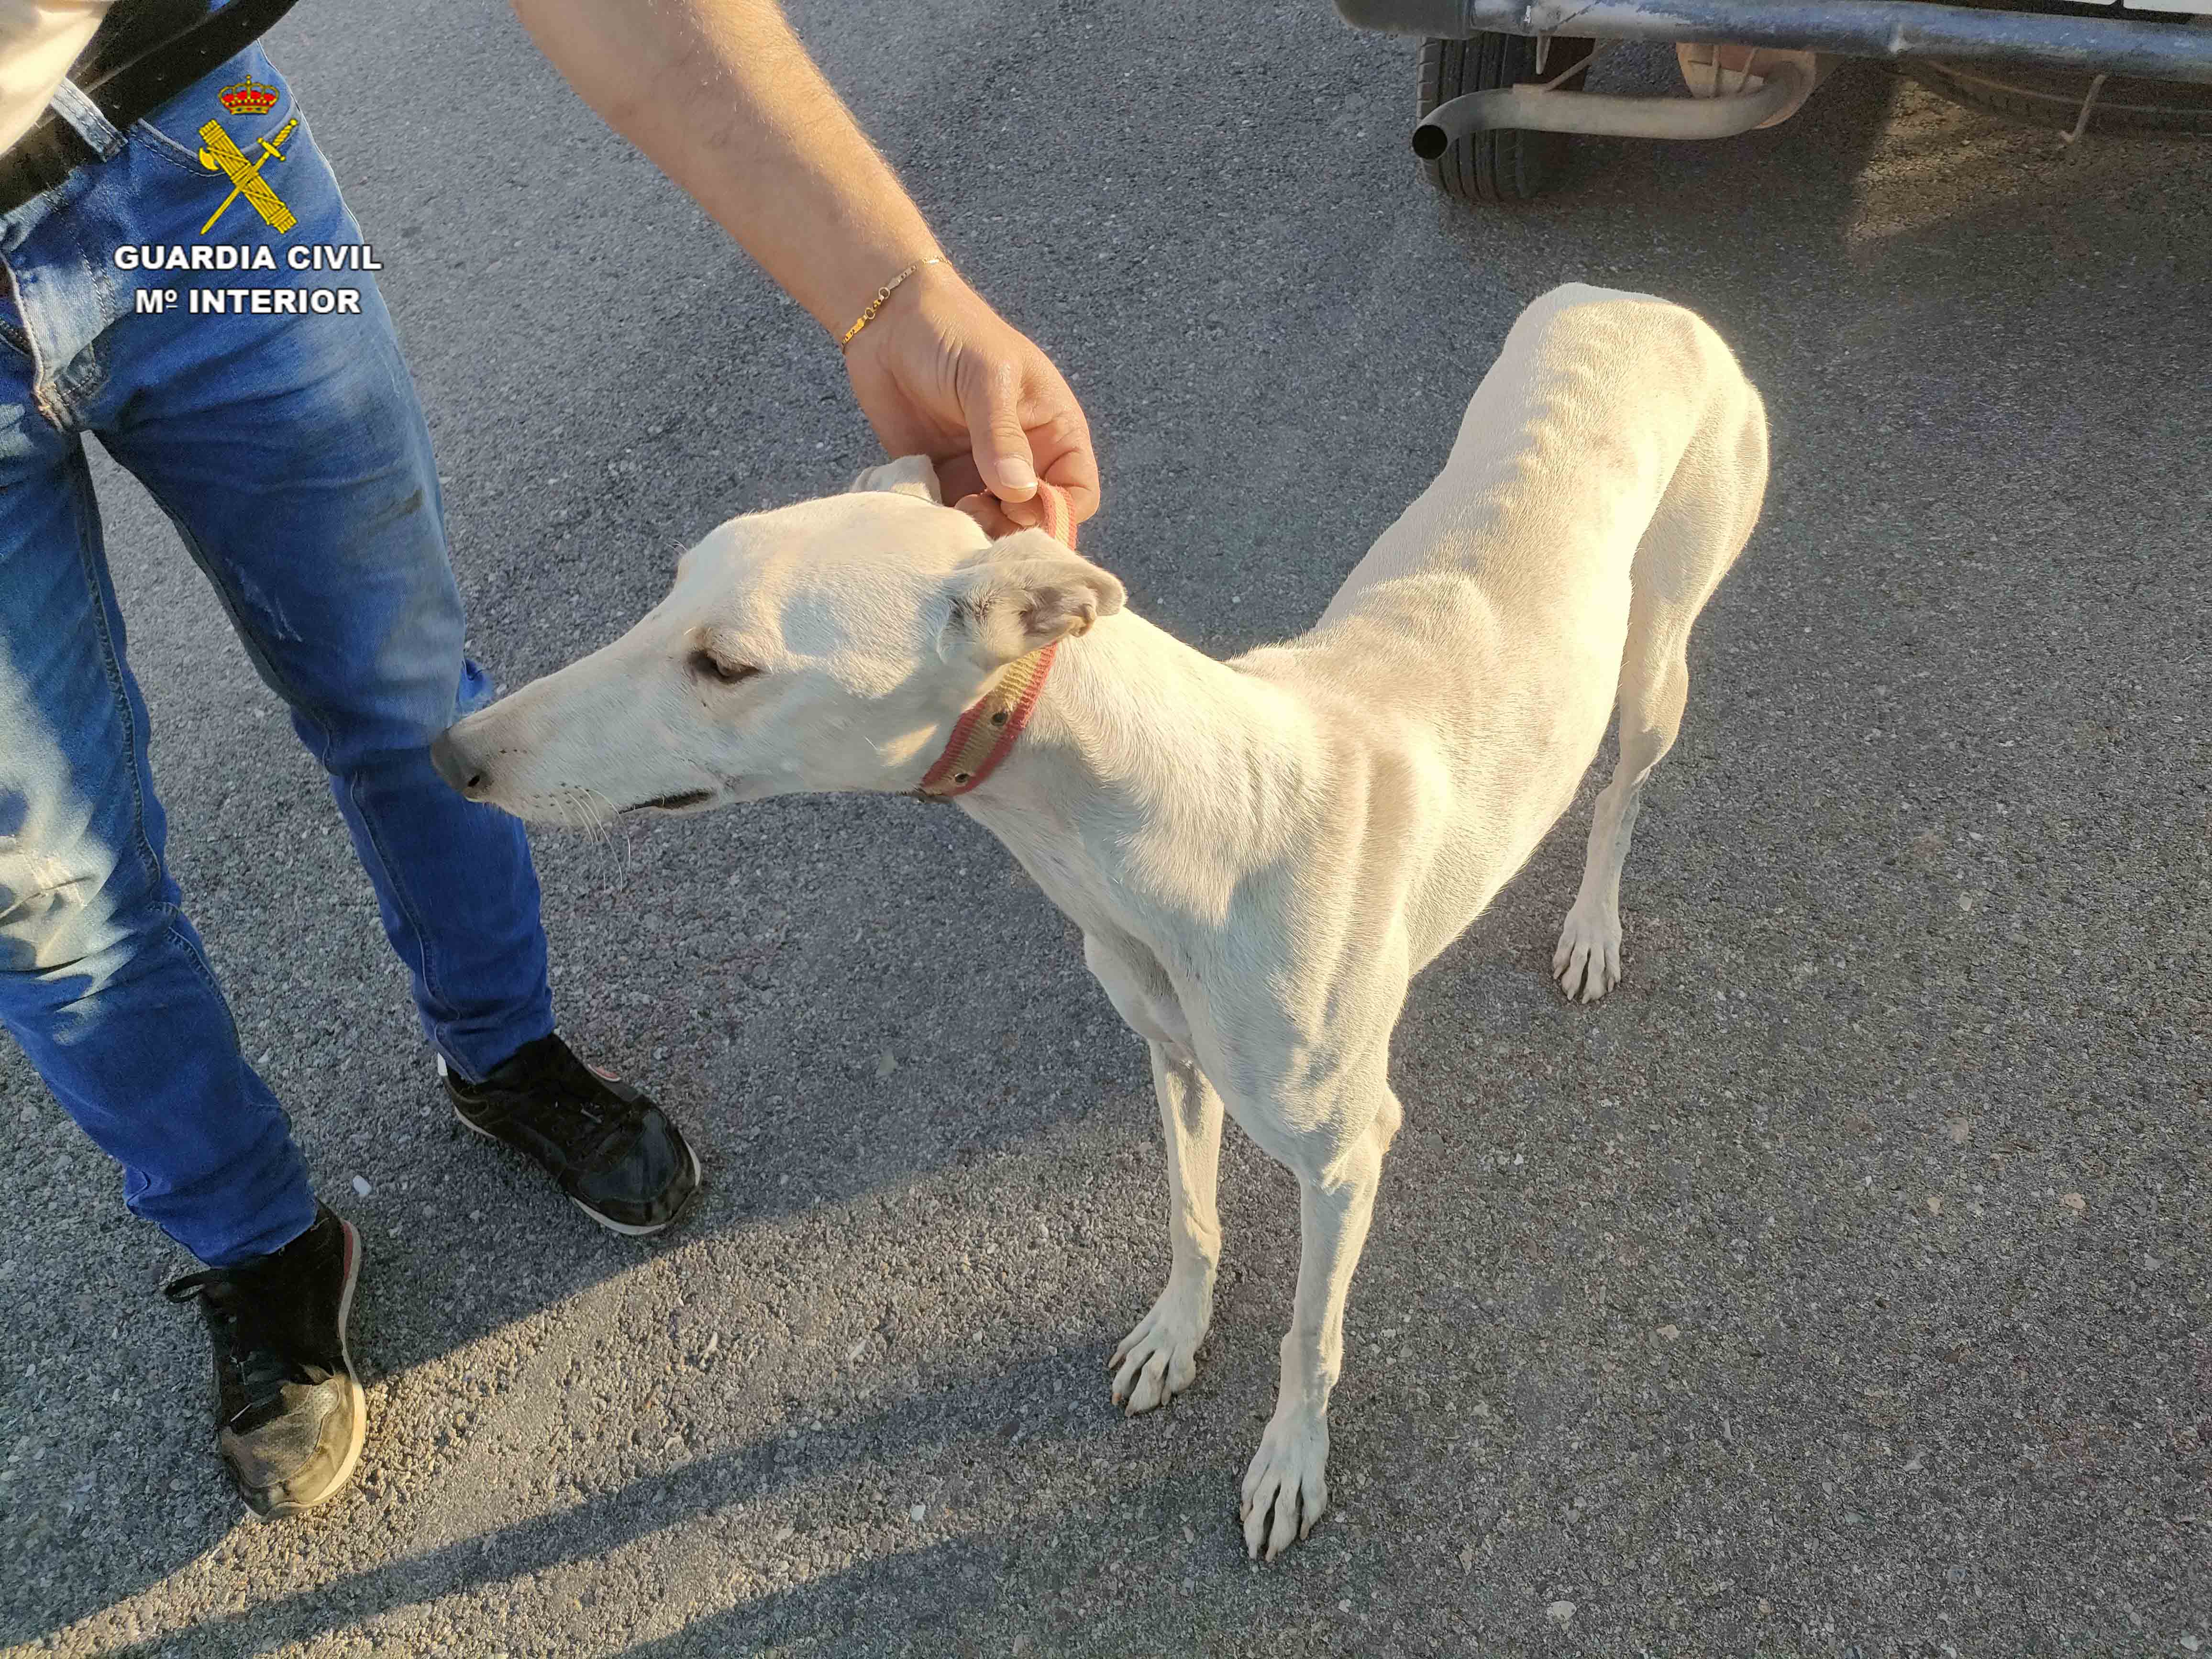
[{"xmin": 690, "ymin": 649, "xmax": 759, "ymax": 686}]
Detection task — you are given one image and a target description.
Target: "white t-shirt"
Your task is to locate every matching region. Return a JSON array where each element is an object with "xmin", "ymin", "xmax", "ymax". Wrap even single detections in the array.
[{"xmin": 0, "ymin": 0, "xmax": 117, "ymax": 155}]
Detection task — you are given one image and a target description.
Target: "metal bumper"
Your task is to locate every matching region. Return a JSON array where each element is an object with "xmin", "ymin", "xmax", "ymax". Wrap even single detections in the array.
[{"xmin": 1335, "ymin": 0, "xmax": 2212, "ymax": 86}]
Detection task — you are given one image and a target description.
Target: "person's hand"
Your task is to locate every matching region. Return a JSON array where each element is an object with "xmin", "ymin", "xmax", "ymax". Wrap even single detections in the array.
[{"xmin": 842, "ymin": 262, "xmax": 1099, "ymax": 531}]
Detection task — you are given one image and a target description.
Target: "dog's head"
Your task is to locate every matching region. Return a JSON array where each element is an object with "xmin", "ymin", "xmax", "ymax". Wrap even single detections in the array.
[{"xmin": 431, "ymin": 456, "xmax": 1123, "ymax": 822}]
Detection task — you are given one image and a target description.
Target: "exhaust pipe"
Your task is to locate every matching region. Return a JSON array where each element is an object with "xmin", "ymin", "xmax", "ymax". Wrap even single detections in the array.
[{"xmin": 1412, "ymin": 59, "xmax": 1809, "ymax": 156}]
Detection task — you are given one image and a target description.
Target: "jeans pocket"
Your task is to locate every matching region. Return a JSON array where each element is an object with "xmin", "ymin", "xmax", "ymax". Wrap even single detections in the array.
[{"xmin": 129, "ymin": 45, "xmax": 297, "ymax": 174}]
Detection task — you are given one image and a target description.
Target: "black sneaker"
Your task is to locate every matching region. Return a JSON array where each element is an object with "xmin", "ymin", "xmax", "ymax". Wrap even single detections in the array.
[
  {"xmin": 444, "ymin": 1033, "xmax": 700, "ymax": 1236},
  {"xmin": 163, "ymin": 1206, "xmax": 365, "ymax": 1518}
]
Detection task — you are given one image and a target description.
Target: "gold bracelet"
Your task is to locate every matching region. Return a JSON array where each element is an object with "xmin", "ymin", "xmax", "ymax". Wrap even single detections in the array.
[{"xmin": 838, "ymin": 255, "xmax": 945, "ymax": 351}]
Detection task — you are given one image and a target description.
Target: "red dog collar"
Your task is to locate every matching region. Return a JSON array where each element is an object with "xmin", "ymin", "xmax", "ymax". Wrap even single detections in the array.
[
  {"xmin": 916, "ymin": 481, "xmax": 1078, "ymax": 800},
  {"xmin": 915, "ymin": 642, "xmax": 1058, "ymax": 798}
]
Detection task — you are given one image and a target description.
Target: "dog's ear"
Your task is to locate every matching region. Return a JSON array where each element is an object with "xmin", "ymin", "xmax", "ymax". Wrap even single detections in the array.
[
  {"xmin": 848, "ymin": 453, "xmax": 943, "ymax": 504},
  {"xmin": 940, "ymin": 527, "xmax": 1126, "ymax": 666}
]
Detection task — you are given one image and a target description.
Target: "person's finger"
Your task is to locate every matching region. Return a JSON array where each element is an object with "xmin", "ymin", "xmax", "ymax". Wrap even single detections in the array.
[
  {"xmin": 962, "ymin": 359, "xmax": 1039, "ymax": 504},
  {"xmin": 933, "ymin": 452, "xmax": 987, "ymax": 506},
  {"xmin": 1027, "ymin": 404, "xmax": 1101, "ymax": 522},
  {"xmin": 953, "ymin": 491, "xmax": 1019, "ymax": 537},
  {"xmin": 979, "ymin": 395, "xmax": 1097, "ymax": 530},
  {"xmin": 1035, "ymin": 431, "xmax": 1106, "ymax": 522}
]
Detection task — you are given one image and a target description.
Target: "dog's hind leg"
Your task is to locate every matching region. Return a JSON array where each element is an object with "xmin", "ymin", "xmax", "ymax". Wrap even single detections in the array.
[
  {"xmin": 1111, "ymin": 1040, "xmax": 1225, "ymax": 1414},
  {"xmin": 1554, "ymin": 348, "xmax": 1767, "ymax": 1004},
  {"xmin": 1553, "ymin": 626, "xmax": 1689, "ymax": 1003}
]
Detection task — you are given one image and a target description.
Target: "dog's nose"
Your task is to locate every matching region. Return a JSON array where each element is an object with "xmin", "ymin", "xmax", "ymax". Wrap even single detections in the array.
[{"xmin": 429, "ymin": 728, "xmax": 490, "ymax": 799}]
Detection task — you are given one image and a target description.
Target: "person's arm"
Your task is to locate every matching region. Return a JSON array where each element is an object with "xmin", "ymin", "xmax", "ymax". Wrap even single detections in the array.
[{"xmin": 508, "ymin": 0, "xmax": 1098, "ymax": 522}]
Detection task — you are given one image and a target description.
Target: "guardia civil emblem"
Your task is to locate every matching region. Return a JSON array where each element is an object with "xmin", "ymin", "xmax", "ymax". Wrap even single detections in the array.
[{"xmin": 197, "ymin": 79, "xmax": 296, "ymax": 236}]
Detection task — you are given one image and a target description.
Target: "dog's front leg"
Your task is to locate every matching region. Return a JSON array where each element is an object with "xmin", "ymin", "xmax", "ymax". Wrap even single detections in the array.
[
  {"xmin": 1110, "ymin": 1041, "xmax": 1224, "ymax": 1414},
  {"xmin": 1242, "ymin": 1099, "xmax": 1394, "ymax": 1561}
]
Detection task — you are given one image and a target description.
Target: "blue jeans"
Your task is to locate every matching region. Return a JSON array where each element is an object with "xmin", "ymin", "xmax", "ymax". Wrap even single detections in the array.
[{"xmin": 0, "ymin": 50, "xmax": 553, "ymax": 1265}]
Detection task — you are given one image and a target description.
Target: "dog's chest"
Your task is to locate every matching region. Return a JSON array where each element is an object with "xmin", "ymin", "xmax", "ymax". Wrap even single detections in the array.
[{"xmin": 992, "ymin": 824, "xmax": 1195, "ymax": 1050}]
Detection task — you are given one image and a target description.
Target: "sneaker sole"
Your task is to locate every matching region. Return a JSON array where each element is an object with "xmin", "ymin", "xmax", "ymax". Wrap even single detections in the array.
[
  {"xmin": 453, "ymin": 1105, "xmax": 702, "ymax": 1237},
  {"xmin": 254, "ymin": 1218, "xmax": 367, "ymax": 1519}
]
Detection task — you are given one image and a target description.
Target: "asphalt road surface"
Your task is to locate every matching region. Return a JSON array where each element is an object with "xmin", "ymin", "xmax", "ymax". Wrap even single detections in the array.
[{"xmin": 3, "ymin": 3, "xmax": 2207, "ymax": 1655}]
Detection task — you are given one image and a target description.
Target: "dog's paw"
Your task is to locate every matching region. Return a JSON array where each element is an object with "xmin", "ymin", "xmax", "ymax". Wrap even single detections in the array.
[
  {"xmin": 1240, "ymin": 1407, "xmax": 1330, "ymax": 1561},
  {"xmin": 1552, "ymin": 904, "xmax": 1623, "ymax": 1004},
  {"xmin": 1108, "ymin": 1278, "xmax": 1210, "ymax": 1415}
]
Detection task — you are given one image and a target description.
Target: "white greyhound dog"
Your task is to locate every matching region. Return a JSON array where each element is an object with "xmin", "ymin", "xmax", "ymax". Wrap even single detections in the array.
[{"xmin": 431, "ymin": 285, "xmax": 1769, "ymax": 1559}]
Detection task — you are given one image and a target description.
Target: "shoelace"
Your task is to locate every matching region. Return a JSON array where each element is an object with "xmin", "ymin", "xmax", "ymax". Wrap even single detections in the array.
[
  {"xmin": 164, "ymin": 1272, "xmax": 302, "ymax": 1428},
  {"xmin": 506, "ymin": 1051, "xmax": 650, "ymax": 1160}
]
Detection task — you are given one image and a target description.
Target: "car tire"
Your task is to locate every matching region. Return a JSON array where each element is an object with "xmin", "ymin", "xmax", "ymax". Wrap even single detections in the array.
[
  {"xmin": 1416, "ymin": 32, "xmax": 1594, "ymax": 203},
  {"xmin": 1902, "ymin": 57, "xmax": 2212, "ymax": 135}
]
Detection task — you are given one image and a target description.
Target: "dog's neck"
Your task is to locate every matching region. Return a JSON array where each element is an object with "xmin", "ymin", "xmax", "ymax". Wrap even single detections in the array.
[{"xmin": 952, "ymin": 611, "xmax": 1306, "ymax": 912}]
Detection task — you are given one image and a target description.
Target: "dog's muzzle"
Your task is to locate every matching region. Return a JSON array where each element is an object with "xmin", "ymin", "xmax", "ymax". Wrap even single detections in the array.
[{"xmin": 429, "ymin": 728, "xmax": 492, "ymax": 801}]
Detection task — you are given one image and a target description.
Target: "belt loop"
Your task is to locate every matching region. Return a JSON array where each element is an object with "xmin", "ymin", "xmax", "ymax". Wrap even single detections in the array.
[{"xmin": 46, "ymin": 79, "xmax": 127, "ymax": 162}]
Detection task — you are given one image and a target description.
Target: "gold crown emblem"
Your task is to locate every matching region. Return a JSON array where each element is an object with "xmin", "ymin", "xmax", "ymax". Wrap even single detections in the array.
[{"xmin": 217, "ymin": 79, "xmax": 279, "ymax": 117}]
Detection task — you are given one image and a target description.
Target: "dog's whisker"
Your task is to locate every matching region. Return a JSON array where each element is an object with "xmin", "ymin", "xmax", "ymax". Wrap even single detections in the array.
[
  {"xmin": 574, "ymin": 787, "xmax": 628, "ymax": 873},
  {"xmin": 555, "ymin": 791, "xmax": 586, "ymax": 840},
  {"xmin": 568, "ymin": 789, "xmax": 623, "ymax": 887}
]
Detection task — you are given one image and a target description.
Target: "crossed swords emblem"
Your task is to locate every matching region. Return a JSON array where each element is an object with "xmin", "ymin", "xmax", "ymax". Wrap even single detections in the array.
[{"xmin": 196, "ymin": 115, "xmax": 299, "ymax": 236}]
